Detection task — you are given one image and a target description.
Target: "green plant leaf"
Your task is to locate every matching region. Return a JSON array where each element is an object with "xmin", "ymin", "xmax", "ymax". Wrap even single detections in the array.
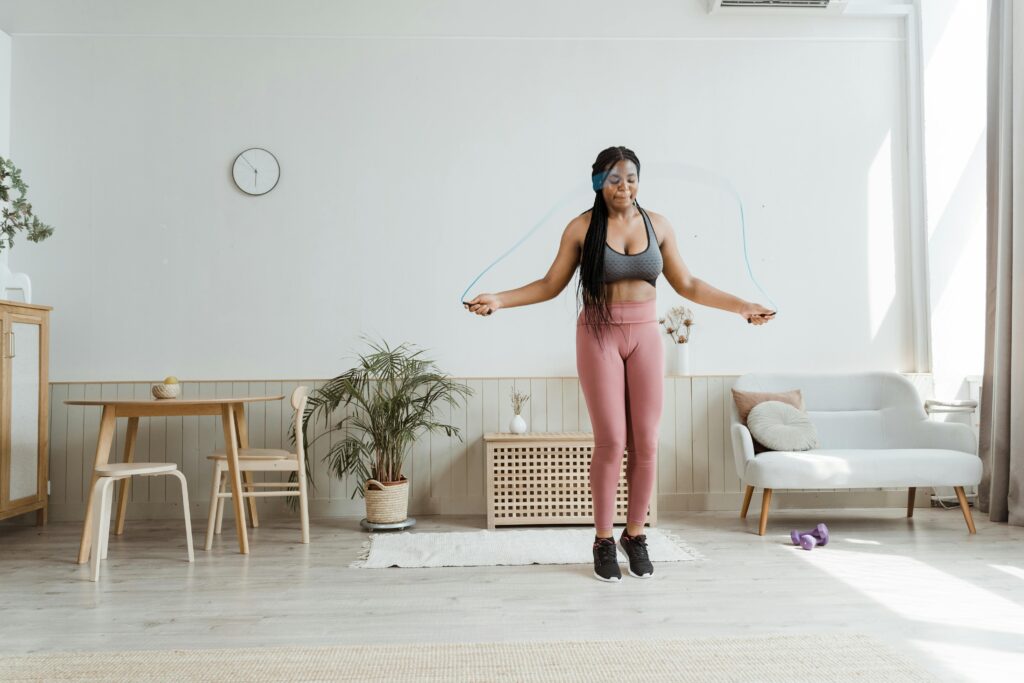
[{"xmin": 0, "ymin": 156, "xmax": 54, "ymax": 251}]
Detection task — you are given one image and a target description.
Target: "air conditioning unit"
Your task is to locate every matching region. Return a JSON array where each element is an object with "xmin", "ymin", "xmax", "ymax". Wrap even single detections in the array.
[{"xmin": 707, "ymin": 0, "xmax": 851, "ymax": 13}]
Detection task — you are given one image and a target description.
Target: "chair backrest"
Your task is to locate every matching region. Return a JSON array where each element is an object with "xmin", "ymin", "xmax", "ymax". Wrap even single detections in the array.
[
  {"xmin": 291, "ymin": 386, "xmax": 310, "ymax": 464},
  {"xmin": 731, "ymin": 372, "xmax": 927, "ymax": 449}
]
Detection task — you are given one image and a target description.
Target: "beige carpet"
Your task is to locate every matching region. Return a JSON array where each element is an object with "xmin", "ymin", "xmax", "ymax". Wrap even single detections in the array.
[{"xmin": 1, "ymin": 634, "xmax": 929, "ymax": 682}]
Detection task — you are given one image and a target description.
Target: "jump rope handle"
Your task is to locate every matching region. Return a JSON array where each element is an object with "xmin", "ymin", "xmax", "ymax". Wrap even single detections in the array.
[
  {"xmin": 463, "ymin": 300, "xmax": 492, "ymax": 316},
  {"xmin": 747, "ymin": 311, "xmax": 777, "ymax": 324}
]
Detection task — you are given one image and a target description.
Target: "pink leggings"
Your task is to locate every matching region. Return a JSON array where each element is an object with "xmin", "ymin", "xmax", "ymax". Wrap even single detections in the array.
[{"xmin": 576, "ymin": 300, "xmax": 664, "ymax": 531}]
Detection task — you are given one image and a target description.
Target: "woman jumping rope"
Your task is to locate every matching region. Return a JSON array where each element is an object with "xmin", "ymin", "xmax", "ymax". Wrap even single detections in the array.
[{"xmin": 465, "ymin": 146, "xmax": 775, "ymax": 582}]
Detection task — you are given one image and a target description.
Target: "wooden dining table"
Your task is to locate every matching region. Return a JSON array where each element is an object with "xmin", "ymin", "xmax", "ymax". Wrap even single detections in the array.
[{"xmin": 66, "ymin": 395, "xmax": 285, "ymax": 563}]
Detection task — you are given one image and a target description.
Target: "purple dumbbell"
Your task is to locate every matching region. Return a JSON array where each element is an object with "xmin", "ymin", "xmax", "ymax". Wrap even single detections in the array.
[
  {"xmin": 790, "ymin": 523, "xmax": 830, "ymax": 547},
  {"xmin": 798, "ymin": 534, "xmax": 818, "ymax": 551}
]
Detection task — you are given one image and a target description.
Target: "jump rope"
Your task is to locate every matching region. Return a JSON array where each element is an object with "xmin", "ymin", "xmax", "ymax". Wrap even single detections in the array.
[{"xmin": 461, "ymin": 161, "xmax": 778, "ymax": 323}]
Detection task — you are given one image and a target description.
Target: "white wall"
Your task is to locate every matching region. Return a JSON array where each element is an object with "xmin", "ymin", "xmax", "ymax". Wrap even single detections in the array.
[
  {"xmin": 3, "ymin": 0, "xmax": 917, "ymax": 382},
  {"xmin": 0, "ymin": 29, "xmax": 9, "ymax": 158}
]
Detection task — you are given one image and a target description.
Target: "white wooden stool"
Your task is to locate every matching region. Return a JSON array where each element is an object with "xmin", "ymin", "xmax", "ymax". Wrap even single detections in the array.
[{"xmin": 89, "ymin": 463, "xmax": 194, "ymax": 581}]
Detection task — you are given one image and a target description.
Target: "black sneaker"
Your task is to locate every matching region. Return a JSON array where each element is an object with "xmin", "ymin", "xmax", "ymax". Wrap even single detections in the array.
[
  {"xmin": 619, "ymin": 532, "xmax": 654, "ymax": 578},
  {"xmin": 592, "ymin": 536, "xmax": 621, "ymax": 582}
]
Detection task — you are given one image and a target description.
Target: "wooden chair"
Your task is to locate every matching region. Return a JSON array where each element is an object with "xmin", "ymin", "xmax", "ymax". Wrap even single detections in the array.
[
  {"xmin": 204, "ymin": 386, "xmax": 310, "ymax": 549},
  {"xmin": 89, "ymin": 463, "xmax": 194, "ymax": 581}
]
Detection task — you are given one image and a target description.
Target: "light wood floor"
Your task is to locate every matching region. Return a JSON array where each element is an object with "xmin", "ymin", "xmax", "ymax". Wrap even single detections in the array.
[{"xmin": 2, "ymin": 508, "xmax": 1023, "ymax": 682}]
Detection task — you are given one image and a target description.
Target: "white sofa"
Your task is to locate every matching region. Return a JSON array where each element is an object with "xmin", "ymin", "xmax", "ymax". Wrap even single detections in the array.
[{"xmin": 730, "ymin": 372, "xmax": 981, "ymax": 535}]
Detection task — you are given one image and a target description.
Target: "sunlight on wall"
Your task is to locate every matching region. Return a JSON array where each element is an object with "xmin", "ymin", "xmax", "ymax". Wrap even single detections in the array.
[
  {"xmin": 922, "ymin": 0, "xmax": 987, "ymax": 399},
  {"xmin": 868, "ymin": 130, "xmax": 896, "ymax": 340},
  {"xmin": 931, "ymin": 201, "xmax": 986, "ymax": 400},
  {"xmin": 923, "ymin": 0, "xmax": 987, "ymax": 236}
]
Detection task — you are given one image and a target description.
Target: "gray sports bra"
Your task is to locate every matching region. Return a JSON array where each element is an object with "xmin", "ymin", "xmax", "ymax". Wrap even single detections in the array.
[{"xmin": 603, "ymin": 207, "xmax": 662, "ymax": 287}]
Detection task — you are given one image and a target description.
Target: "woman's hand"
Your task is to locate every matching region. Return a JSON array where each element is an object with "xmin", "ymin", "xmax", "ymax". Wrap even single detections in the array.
[
  {"xmin": 739, "ymin": 302, "xmax": 776, "ymax": 326},
  {"xmin": 463, "ymin": 294, "xmax": 502, "ymax": 317}
]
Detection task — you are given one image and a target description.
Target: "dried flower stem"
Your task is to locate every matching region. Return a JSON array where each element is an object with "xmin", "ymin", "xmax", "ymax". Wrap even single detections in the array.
[
  {"xmin": 660, "ymin": 305, "xmax": 695, "ymax": 344},
  {"xmin": 510, "ymin": 386, "xmax": 530, "ymax": 415}
]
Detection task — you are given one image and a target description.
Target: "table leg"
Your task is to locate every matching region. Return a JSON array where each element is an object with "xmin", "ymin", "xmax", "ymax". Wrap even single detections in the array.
[
  {"xmin": 77, "ymin": 405, "xmax": 117, "ymax": 564},
  {"xmin": 232, "ymin": 403, "xmax": 260, "ymax": 528},
  {"xmin": 114, "ymin": 417, "xmax": 140, "ymax": 535},
  {"xmin": 220, "ymin": 404, "xmax": 249, "ymax": 554}
]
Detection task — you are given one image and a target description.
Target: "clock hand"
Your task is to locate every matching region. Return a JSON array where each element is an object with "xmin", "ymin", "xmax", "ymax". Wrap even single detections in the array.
[
  {"xmin": 254, "ymin": 168, "xmax": 258, "ymax": 190},
  {"xmin": 240, "ymin": 154, "xmax": 257, "ymax": 172}
]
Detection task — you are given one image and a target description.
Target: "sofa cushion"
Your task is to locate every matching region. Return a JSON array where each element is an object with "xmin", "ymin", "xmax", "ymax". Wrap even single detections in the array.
[
  {"xmin": 731, "ymin": 387, "xmax": 805, "ymax": 424},
  {"xmin": 732, "ymin": 388, "xmax": 805, "ymax": 454},
  {"xmin": 747, "ymin": 401, "xmax": 819, "ymax": 452},
  {"xmin": 742, "ymin": 448, "xmax": 983, "ymax": 489}
]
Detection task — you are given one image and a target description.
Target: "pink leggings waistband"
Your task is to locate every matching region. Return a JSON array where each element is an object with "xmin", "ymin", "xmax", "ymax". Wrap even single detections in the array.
[{"xmin": 577, "ymin": 300, "xmax": 658, "ymax": 325}]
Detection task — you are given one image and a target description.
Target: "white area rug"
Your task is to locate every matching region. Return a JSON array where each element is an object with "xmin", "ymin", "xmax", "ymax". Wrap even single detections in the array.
[
  {"xmin": 0, "ymin": 635, "xmax": 929, "ymax": 682},
  {"xmin": 350, "ymin": 527, "xmax": 704, "ymax": 568}
]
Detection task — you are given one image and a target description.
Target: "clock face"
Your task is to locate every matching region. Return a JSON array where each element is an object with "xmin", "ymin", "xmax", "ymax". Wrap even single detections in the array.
[{"xmin": 232, "ymin": 148, "xmax": 280, "ymax": 195}]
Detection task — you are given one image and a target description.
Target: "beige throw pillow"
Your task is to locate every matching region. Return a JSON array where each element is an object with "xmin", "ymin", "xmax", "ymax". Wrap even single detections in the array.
[{"xmin": 731, "ymin": 388, "xmax": 805, "ymax": 425}]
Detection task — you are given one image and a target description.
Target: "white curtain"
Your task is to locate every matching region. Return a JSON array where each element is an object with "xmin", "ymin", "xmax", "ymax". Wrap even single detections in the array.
[{"xmin": 978, "ymin": 0, "xmax": 1024, "ymax": 525}]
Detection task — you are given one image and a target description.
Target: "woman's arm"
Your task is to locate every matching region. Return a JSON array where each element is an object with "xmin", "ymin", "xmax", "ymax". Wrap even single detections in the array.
[
  {"xmin": 656, "ymin": 213, "xmax": 775, "ymax": 325},
  {"xmin": 464, "ymin": 217, "xmax": 583, "ymax": 316}
]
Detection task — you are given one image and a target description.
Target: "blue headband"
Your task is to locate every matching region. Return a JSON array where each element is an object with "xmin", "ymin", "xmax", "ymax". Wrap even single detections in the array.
[{"xmin": 591, "ymin": 169, "xmax": 641, "ymax": 192}]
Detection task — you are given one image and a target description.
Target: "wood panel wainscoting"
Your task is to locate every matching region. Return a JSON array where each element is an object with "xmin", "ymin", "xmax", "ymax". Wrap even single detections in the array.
[{"xmin": 33, "ymin": 374, "xmax": 937, "ymax": 523}]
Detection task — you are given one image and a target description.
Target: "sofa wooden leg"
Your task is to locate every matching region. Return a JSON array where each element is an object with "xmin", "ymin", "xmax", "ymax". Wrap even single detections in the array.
[
  {"xmin": 740, "ymin": 485, "xmax": 754, "ymax": 519},
  {"xmin": 758, "ymin": 489, "xmax": 772, "ymax": 536},
  {"xmin": 907, "ymin": 487, "xmax": 916, "ymax": 518},
  {"xmin": 954, "ymin": 486, "xmax": 977, "ymax": 534}
]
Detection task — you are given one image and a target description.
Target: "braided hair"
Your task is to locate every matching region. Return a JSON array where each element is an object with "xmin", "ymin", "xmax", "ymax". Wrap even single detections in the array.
[{"xmin": 575, "ymin": 146, "xmax": 643, "ymax": 343}]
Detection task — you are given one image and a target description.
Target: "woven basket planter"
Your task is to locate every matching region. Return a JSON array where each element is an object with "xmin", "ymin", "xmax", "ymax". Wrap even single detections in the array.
[{"xmin": 364, "ymin": 476, "xmax": 410, "ymax": 523}]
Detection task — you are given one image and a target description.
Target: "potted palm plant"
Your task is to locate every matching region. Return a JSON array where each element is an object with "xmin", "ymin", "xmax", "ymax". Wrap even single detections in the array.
[{"xmin": 301, "ymin": 336, "xmax": 473, "ymax": 525}]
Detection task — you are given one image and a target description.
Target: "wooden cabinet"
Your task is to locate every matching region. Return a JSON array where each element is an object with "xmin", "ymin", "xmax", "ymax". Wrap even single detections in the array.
[
  {"xmin": 483, "ymin": 432, "xmax": 657, "ymax": 529},
  {"xmin": 0, "ymin": 301, "xmax": 50, "ymax": 524}
]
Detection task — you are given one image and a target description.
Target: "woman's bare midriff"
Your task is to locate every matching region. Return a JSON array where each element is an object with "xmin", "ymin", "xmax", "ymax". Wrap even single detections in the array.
[{"xmin": 605, "ymin": 280, "xmax": 656, "ymax": 304}]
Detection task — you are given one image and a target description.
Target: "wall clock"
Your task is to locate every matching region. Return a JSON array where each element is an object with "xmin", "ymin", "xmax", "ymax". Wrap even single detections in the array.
[{"xmin": 231, "ymin": 148, "xmax": 280, "ymax": 196}]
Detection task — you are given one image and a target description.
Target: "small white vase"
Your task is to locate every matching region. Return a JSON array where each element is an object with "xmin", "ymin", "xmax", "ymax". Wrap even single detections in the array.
[
  {"xmin": 675, "ymin": 343, "xmax": 691, "ymax": 375},
  {"xmin": 0, "ymin": 250, "xmax": 32, "ymax": 303},
  {"xmin": 509, "ymin": 414, "xmax": 527, "ymax": 434}
]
